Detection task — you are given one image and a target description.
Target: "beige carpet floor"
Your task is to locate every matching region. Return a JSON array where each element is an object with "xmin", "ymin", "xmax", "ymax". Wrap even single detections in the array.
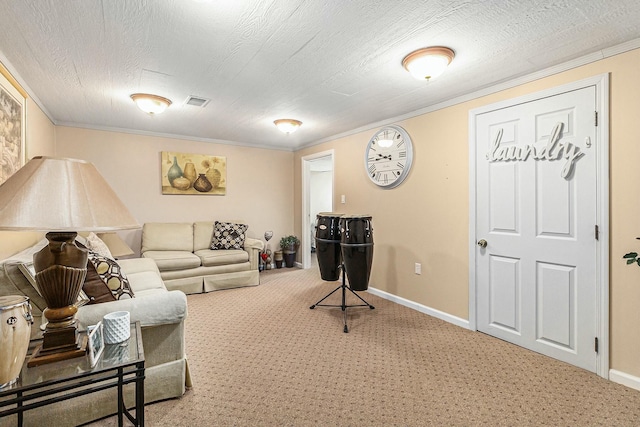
[{"xmin": 91, "ymin": 265, "xmax": 640, "ymax": 426}]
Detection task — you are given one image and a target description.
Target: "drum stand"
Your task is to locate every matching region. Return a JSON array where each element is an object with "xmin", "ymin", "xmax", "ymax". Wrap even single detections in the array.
[{"xmin": 309, "ymin": 263, "xmax": 375, "ymax": 333}]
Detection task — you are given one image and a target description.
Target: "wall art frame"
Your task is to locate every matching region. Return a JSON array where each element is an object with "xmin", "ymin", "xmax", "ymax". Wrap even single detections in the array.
[
  {"xmin": 161, "ymin": 151, "xmax": 227, "ymax": 195},
  {"xmin": 0, "ymin": 62, "xmax": 26, "ymax": 186}
]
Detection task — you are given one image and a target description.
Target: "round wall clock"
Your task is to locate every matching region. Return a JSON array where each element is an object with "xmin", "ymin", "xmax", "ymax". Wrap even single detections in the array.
[{"xmin": 364, "ymin": 125, "xmax": 413, "ymax": 188}]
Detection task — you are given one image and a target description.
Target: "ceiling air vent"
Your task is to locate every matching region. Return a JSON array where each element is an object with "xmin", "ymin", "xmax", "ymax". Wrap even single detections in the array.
[{"xmin": 184, "ymin": 96, "xmax": 210, "ymax": 107}]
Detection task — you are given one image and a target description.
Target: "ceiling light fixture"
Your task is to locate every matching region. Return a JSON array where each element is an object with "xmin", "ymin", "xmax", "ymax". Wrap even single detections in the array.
[
  {"xmin": 274, "ymin": 119, "xmax": 302, "ymax": 134},
  {"xmin": 130, "ymin": 93, "xmax": 172, "ymax": 114},
  {"xmin": 402, "ymin": 46, "xmax": 455, "ymax": 81}
]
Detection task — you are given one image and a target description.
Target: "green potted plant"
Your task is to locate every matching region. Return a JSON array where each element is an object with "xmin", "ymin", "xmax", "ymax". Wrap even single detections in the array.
[{"xmin": 279, "ymin": 235, "xmax": 300, "ymax": 268}]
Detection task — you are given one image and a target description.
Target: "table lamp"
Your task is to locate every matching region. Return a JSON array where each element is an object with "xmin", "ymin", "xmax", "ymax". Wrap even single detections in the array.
[{"xmin": 0, "ymin": 156, "xmax": 139, "ymax": 366}]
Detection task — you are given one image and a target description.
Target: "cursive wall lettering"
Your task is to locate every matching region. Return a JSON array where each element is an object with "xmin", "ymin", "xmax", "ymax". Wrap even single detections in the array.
[{"xmin": 487, "ymin": 122, "xmax": 583, "ymax": 179}]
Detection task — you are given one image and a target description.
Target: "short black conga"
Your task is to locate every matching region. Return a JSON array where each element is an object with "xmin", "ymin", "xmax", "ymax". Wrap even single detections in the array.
[
  {"xmin": 315, "ymin": 212, "xmax": 344, "ymax": 281},
  {"xmin": 340, "ymin": 215, "xmax": 373, "ymax": 291}
]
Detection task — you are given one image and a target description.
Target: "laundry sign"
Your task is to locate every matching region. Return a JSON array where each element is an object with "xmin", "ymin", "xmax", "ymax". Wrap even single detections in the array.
[{"xmin": 486, "ymin": 122, "xmax": 584, "ymax": 179}]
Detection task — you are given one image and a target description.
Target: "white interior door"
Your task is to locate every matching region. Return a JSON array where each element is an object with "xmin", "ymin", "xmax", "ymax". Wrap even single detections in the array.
[{"xmin": 474, "ymin": 85, "xmax": 600, "ymax": 372}]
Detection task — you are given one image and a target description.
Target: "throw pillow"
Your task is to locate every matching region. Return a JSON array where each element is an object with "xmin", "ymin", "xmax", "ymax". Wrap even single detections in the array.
[
  {"xmin": 210, "ymin": 221, "xmax": 248, "ymax": 250},
  {"xmin": 85, "ymin": 232, "xmax": 113, "ymax": 258},
  {"xmin": 83, "ymin": 251, "xmax": 135, "ymax": 304}
]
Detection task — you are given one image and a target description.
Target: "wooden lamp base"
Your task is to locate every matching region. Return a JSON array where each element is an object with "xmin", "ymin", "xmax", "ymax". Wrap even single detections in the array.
[{"xmin": 27, "ymin": 326, "xmax": 88, "ymax": 367}]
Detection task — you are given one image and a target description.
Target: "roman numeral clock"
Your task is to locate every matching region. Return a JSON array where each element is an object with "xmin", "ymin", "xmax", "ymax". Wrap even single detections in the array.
[{"xmin": 364, "ymin": 125, "xmax": 413, "ymax": 188}]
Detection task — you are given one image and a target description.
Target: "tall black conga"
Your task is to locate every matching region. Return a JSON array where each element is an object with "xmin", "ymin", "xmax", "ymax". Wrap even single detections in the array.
[
  {"xmin": 340, "ymin": 215, "xmax": 373, "ymax": 291},
  {"xmin": 315, "ymin": 212, "xmax": 343, "ymax": 281}
]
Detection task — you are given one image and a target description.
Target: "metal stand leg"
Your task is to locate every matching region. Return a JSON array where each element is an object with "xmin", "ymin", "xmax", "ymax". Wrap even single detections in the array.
[{"xmin": 309, "ymin": 264, "xmax": 375, "ymax": 333}]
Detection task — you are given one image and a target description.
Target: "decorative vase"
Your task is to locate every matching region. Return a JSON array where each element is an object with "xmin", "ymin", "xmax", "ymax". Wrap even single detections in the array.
[
  {"xmin": 103, "ymin": 311, "xmax": 131, "ymax": 344},
  {"xmin": 193, "ymin": 174, "xmax": 213, "ymax": 192},
  {"xmin": 167, "ymin": 156, "xmax": 183, "ymax": 185},
  {"xmin": 274, "ymin": 250, "xmax": 283, "ymax": 268},
  {"xmin": 171, "ymin": 176, "xmax": 191, "ymax": 191},
  {"xmin": 206, "ymin": 168, "xmax": 222, "ymax": 189},
  {"xmin": 183, "ymin": 162, "xmax": 197, "ymax": 186}
]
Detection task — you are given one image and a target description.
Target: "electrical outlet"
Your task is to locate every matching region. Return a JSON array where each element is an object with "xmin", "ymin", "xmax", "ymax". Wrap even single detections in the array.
[
  {"xmin": 341, "ymin": 194, "xmax": 346, "ymax": 204},
  {"xmin": 415, "ymin": 263, "xmax": 421, "ymax": 275}
]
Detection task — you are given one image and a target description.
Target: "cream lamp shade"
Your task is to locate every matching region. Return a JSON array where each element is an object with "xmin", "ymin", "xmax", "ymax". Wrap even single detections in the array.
[
  {"xmin": 0, "ymin": 156, "xmax": 139, "ymax": 231},
  {"xmin": 402, "ymin": 47, "xmax": 455, "ymax": 81}
]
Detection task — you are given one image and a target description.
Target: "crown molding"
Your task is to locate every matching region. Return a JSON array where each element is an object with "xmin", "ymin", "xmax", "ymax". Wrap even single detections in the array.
[{"xmin": 55, "ymin": 121, "xmax": 294, "ymax": 152}]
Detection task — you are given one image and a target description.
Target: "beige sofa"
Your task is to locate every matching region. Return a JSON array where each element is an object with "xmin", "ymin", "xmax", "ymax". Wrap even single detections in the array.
[
  {"xmin": 0, "ymin": 243, "xmax": 189, "ymax": 427},
  {"xmin": 141, "ymin": 221, "xmax": 264, "ymax": 294}
]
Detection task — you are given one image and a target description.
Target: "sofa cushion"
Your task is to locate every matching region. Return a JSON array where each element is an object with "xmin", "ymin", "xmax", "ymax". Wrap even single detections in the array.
[
  {"xmin": 210, "ymin": 221, "xmax": 248, "ymax": 250},
  {"xmin": 193, "ymin": 222, "xmax": 215, "ymax": 252},
  {"xmin": 195, "ymin": 249, "xmax": 249, "ymax": 267},
  {"xmin": 143, "ymin": 250, "xmax": 201, "ymax": 271},
  {"xmin": 194, "ymin": 220, "xmax": 245, "ymax": 251},
  {"xmin": 142, "ymin": 223, "xmax": 194, "ymax": 253}
]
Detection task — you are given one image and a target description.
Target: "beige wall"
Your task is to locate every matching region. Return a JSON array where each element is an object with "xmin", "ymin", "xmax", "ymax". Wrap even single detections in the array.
[
  {"xmin": 295, "ymin": 48, "xmax": 640, "ymax": 376},
  {"xmin": 0, "ymin": 98, "xmax": 55, "ymax": 260},
  {"xmin": 54, "ymin": 127, "xmax": 294, "ymax": 255}
]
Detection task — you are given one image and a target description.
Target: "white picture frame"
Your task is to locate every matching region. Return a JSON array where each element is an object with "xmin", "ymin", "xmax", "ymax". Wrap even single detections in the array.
[{"xmin": 87, "ymin": 321, "xmax": 105, "ymax": 367}]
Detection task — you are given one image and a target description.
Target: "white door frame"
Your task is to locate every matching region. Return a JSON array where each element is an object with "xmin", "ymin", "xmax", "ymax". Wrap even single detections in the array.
[
  {"xmin": 301, "ymin": 149, "xmax": 335, "ymax": 269},
  {"xmin": 468, "ymin": 74, "xmax": 610, "ymax": 378}
]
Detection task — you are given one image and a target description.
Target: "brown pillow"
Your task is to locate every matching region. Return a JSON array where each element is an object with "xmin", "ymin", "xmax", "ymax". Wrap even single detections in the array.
[{"xmin": 82, "ymin": 251, "xmax": 135, "ymax": 305}]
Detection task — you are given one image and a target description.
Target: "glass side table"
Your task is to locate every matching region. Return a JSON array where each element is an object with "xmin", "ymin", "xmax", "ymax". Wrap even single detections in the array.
[{"xmin": 0, "ymin": 322, "xmax": 145, "ymax": 427}]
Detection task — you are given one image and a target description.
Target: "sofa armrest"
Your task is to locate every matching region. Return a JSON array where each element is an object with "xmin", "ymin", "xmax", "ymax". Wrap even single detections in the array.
[
  {"xmin": 244, "ymin": 237, "xmax": 264, "ymax": 270},
  {"xmin": 76, "ymin": 290, "xmax": 187, "ymax": 329}
]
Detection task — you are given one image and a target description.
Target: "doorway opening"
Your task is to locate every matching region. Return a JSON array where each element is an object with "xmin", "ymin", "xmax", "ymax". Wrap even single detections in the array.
[{"xmin": 302, "ymin": 150, "xmax": 335, "ymax": 269}]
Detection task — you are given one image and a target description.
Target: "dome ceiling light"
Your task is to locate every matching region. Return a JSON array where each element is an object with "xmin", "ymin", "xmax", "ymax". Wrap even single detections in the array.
[
  {"xmin": 402, "ymin": 47, "xmax": 455, "ymax": 81},
  {"xmin": 274, "ymin": 119, "xmax": 302, "ymax": 134},
  {"xmin": 130, "ymin": 93, "xmax": 172, "ymax": 114}
]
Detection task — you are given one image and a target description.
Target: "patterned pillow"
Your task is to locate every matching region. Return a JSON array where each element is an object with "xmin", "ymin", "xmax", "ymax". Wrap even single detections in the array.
[
  {"xmin": 83, "ymin": 252, "xmax": 134, "ymax": 304},
  {"xmin": 210, "ymin": 221, "xmax": 248, "ymax": 250}
]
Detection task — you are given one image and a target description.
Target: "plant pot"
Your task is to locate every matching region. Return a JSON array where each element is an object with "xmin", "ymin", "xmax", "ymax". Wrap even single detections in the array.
[
  {"xmin": 283, "ymin": 251, "xmax": 296, "ymax": 268},
  {"xmin": 274, "ymin": 251, "xmax": 283, "ymax": 269}
]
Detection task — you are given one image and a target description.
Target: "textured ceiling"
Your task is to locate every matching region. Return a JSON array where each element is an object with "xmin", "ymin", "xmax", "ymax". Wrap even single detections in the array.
[{"xmin": 1, "ymin": 0, "xmax": 639, "ymax": 151}]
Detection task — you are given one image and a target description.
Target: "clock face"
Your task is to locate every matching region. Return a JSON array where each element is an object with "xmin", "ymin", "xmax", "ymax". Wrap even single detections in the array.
[{"xmin": 364, "ymin": 125, "xmax": 413, "ymax": 188}]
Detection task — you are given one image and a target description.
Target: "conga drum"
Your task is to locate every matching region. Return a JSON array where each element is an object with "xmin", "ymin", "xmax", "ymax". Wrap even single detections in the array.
[
  {"xmin": 340, "ymin": 215, "xmax": 373, "ymax": 291},
  {"xmin": 315, "ymin": 212, "xmax": 343, "ymax": 281},
  {"xmin": 0, "ymin": 295, "xmax": 33, "ymax": 388}
]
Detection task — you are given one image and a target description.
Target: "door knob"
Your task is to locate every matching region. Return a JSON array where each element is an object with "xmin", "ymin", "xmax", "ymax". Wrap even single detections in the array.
[{"xmin": 477, "ymin": 239, "xmax": 487, "ymax": 248}]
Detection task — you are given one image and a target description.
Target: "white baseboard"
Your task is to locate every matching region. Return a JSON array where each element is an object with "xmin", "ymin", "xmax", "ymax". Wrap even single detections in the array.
[
  {"xmin": 366, "ymin": 287, "xmax": 470, "ymax": 330},
  {"xmin": 609, "ymin": 369, "xmax": 640, "ymax": 391}
]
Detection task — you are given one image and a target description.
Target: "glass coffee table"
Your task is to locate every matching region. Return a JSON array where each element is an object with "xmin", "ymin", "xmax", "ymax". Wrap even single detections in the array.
[{"xmin": 0, "ymin": 322, "xmax": 145, "ymax": 426}]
